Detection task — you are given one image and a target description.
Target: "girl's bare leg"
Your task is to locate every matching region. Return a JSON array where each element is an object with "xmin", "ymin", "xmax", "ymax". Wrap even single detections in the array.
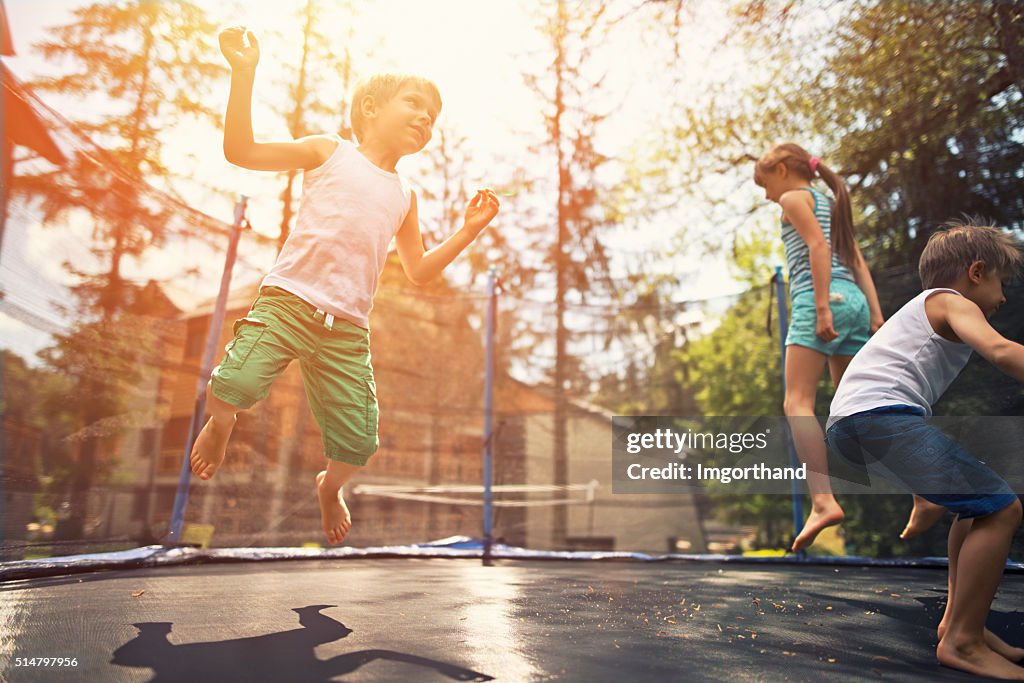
[{"xmin": 786, "ymin": 345, "xmax": 843, "ymax": 552}]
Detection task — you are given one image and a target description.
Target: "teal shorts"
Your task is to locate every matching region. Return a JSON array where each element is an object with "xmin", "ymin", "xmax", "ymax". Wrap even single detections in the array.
[
  {"xmin": 210, "ymin": 287, "xmax": 379, "ymax": 466},
  {"xmin": 787, "ymin": 278, "xmax": 870, "ymax": 357}
]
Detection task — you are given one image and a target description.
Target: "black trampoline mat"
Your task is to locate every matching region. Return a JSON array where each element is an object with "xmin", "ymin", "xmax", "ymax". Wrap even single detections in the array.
[{"xmin": 1, "ymin": 558, "xmax": 1021, "ymax": 682}]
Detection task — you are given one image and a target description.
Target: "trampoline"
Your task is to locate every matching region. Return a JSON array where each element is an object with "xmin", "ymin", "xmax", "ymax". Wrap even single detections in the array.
[
  {"xmin": 2, "ymin": 553, "xmax": 1022, "ymax": 682},
  {"xmin": 4, "ymin": 6, "xmax": 1024, "ymax": 682}
]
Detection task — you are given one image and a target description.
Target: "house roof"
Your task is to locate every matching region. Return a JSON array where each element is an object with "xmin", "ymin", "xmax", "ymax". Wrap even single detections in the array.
[
  {"xmin": 505, "ymin": 377, "xmax": 615, "ymax": 421},
  {"xmin": 2, "ymin": 62, "xmax": 68, "ymax": 165},
  {"xmin": 178, "ymin": 279, "xmax": 262, "ymax": 319},
  {"xmin": 2, "ymin": 1, "xmax": 65, "ymax": 164},
  {"xmin": 0, "ymin": 1, "xmax": 13, "ymax": 57}
]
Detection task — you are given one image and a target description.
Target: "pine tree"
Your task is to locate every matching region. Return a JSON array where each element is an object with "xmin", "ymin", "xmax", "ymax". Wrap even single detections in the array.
[
  {"xmin": 525, "ymin": 0, "xmax": 618, "ymax": 543},
  {"xmin": 12, "ymin": 1, "xmax": 224, "ymax": 539},
  {"xmin": 269, "ymin": 0, "xmax": 362, "ymax": 253}
]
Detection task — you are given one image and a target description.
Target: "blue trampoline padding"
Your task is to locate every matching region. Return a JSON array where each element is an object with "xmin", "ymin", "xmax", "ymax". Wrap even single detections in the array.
[{"xmin": 3, "ymin": 539, "xmax": 1023, "ymax": 582}]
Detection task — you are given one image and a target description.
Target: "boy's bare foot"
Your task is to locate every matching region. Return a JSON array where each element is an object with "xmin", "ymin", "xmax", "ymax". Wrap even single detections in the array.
[
  {"xmin": 992, "ymin": 637, "xmax": 1024, "ymax": 664},
  {"xmin": 189, "ymin": 415, "xmax": 236, "ymax": 480},
  {"xmin": 939, "ymin": 624, "xmax": 1024, "ymax": 663},
  {"xmin": 900, "ymin": 496, "xmax": 945, "ymax": 539},
  {"xmin": 791, "ymin": 503, "xmax": 844, "ymax": 552},
  {"xmin": 316, "ymin": 471, "xmax": 352, "ymax": 545},
  {"xmin": 938, "ymin": 636, "xmax": 1024, "ymax": 679}
]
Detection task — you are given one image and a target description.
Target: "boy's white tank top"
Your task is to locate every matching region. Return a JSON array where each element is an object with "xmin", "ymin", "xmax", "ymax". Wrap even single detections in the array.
[
  {"xmin": 827, "ymin": 288, "xmax": 974, "ymax": 428},
  {"xmin": 262, "ymin": 137, "xmax": 412, "ymax": 329}
]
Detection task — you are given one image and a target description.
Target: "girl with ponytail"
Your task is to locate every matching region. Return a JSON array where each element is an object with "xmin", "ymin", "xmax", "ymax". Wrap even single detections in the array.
[{"xmin": 754, "ymin": 142, "xmax": 940, "ymax": 551}]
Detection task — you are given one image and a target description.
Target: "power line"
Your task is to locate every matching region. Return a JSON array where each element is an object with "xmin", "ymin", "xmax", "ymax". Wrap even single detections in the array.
[{"xmin": 0, "ymin": 298, "xmax": 66, "ymax": 334}]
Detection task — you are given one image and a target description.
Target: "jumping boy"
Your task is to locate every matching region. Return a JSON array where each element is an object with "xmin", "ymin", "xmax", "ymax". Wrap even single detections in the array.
[
  {"xmin": 190, "ymin": 27, "xmax": 500, "ymax": 545},
  {"xmin": 826, "ymin": 220, "xmax": 1024, "ymax": 679}
]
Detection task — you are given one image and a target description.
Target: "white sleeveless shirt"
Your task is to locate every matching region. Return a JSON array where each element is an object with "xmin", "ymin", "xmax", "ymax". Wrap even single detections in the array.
[
  {"xmin": 262, "ymin": 137, "xmax": 412, "ymax": 329},
  {"xmin": 827, "ymin": 288, "xmax": 974, "ymax": 428}
]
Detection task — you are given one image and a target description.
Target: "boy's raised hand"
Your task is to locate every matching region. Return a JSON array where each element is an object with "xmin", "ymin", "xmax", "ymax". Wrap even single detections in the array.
[
  {"xmin": 464, "ymin": 189, "xmax": 500, "ymax": 236},
  {"xmin": 219, "ymin": 26, "xmax": 260, "ymax": 71}
]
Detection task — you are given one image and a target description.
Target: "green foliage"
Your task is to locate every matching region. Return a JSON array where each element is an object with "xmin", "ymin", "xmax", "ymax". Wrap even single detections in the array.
[
  {"xmin": 839, "ymin": 496, "xmax": 953, "ymax": 559},
  {"xmin": 808, "ymin": 1, "xmax": 1024, "ymax": 266},
  {"xmin": 2, "ymin": 351, "xmax": 78, "ymax": 512},
  {"xmin": 680, "ymin": 287, "xmax": 779, "ymax": 415},
  {"xmin": 643, "ymin": 0, "xmax": 1024, "ymax": 556}
]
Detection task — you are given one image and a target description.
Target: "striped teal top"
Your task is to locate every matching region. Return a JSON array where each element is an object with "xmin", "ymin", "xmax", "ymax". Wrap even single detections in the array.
[{"xmin": 781, "ymin": 186, "xmax": 854, "ymax": 298}]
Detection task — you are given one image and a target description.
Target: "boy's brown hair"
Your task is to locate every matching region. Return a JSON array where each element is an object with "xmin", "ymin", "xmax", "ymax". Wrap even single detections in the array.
[
  {"xmin": 350, "ymin": 74, "xmax": 442, "ymax": 142},
  {"xmin": 919, "ymin": 218, "xmax": 1023, "ymax": 288}
]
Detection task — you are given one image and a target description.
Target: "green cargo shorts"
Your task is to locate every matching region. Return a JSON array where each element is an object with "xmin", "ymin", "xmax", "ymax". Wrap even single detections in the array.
[{"xmin": 210, "ymin": 286, "xmax": 379, "ymax": 465}]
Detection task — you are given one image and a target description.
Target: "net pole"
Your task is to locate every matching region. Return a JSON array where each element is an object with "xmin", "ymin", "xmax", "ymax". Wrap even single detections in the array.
[
  {"xmin": 482, "ymin": 266, "xmax": 497, "ymax": 563},
  {"xmin": 167, "ymin": 196, "xmax": 248, "ymax": 544},
  {"xmin": 773, "ymin": 266, "xmax": 805, "ymax": 546}
]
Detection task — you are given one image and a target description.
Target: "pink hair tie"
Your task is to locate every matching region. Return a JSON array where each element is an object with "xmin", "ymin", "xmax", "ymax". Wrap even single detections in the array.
[{"xmin": 808, "ymin": 156, "xmax": 820, "ymax": 174}]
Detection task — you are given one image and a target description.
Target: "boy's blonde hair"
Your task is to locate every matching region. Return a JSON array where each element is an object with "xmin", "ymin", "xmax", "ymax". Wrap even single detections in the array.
[
  {"xmin": 919, "ymin": 218, "xmax": 1023, "ymax": 288},
  {"xmin": 350, "ymin": 74, "xmax": 441, "ymax": 142}
]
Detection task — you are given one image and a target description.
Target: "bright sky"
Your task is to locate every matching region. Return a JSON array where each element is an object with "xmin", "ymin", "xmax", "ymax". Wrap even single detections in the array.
[{"xmin": 2, "ymin": 0, "xmax": 772, "ymax": 370}]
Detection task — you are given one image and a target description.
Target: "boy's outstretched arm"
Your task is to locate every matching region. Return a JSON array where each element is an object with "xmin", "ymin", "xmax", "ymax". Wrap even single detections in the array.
[
  {"xmin": 395, "ymin": 189, "xmax": 500, "ymax": 285},
  {"xmin": 944, "ymin": 295, "xmax": 1024, "ymax": 382},
  {"xmin": 219, "ymin": 26, "xmax": 332, "ymax": 172}
]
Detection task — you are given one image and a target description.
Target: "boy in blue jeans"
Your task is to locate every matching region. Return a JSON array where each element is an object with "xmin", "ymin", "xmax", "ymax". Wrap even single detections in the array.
[
  {"xmin": 827, "ymin": 220, "xmax": 1024, "ymax": 679},
  {"xmin": 190, "ymin": 27, "xmax": 500, "ymax": 546}
]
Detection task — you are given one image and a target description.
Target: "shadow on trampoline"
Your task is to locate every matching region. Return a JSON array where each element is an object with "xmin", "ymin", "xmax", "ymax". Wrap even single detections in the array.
[
  {"xmin": 807, "ymin": 587, "xmax": 1024, "ymax": 647},
  {"xmin": 901, "ymin": 594, "xmax": 1022, "ymax": 648},
  {"xmin": 110, "ymin": 605, "xmax": 493, "ymax": 682}
]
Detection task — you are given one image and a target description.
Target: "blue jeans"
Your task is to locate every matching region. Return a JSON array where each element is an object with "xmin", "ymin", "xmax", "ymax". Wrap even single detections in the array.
[{"xmin": 826, "ymin": 405, "xmax": 1019, "ymax": 519}]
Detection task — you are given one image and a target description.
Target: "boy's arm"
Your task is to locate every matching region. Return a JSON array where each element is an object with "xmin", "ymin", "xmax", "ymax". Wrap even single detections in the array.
[
  {"xmin": 395, "ymin": 189, "xmax": 499, "ymax": 285},
  {"xmin": 220, "ymin": 27, "xmax": 332, "ymax": 171},
  {"xmin": 780, "ymin": 191, "xmax": 836, "ymax": 341},
  {"xmin": 848, "ymin": 243, "xmax": 885, "ymax": 332},
  {"xmin": 944, "ymin": 295, "xmax": 1024, "ymax": 382}
]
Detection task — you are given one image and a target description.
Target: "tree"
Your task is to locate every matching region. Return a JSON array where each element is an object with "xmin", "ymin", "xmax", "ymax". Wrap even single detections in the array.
[
  {"xmin": 268, "ymin": 0, "xmax": 362, "ymax": 253},
  {"xmin": 635, "ymin": 0, "xmax": 1024, "ymax": 554},
  {"xmin": 809, "ymin": 1, "xmax": 1024, "ymax": 265},
  {"xmin": 735, "ymin": 0, "xmax": 1024, "ymax": 417},
  {"xmin": 1, "ymin": 350, "xmax": 77, "ymax": 554},
  {"xmin": 523, "ymin": 0, "xmax": 622, "ymax": 542},
  {"xmin": 642, "ymin": 1, "xmax": 1023, "ymax": 262},
  {"xmin": 11, "ymin": 1, "xmax": 224, "ymax": 538},
  {"xmin": 16, "ymin": 0, "xmax": 224, "ymax": 316},
  {"xmin": 666, "ymin": 230, "xmax": 799, "ymax": 548}
]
